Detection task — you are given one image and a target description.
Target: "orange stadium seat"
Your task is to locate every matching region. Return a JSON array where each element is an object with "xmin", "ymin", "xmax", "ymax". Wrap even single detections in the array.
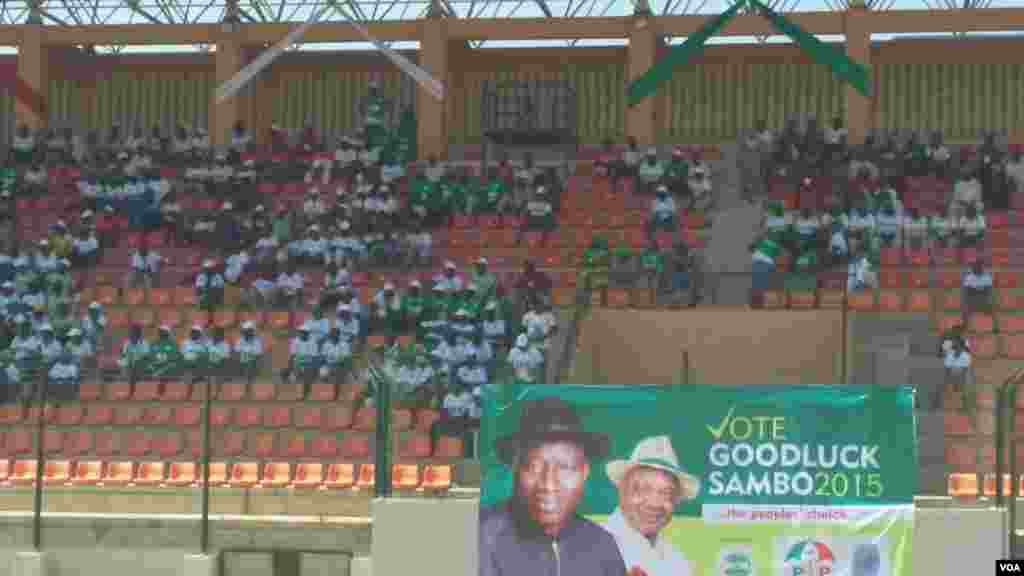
[
  {"xmin": 297, "ymin": 407, "xmax": 323, "ymax": 429},
  {"xmin": 251, "ymin": 431, "xmax": 276, "ymax": 458},
  {"xmin": 421, "ymin": 465, "xmax": 452, "ymax": 491},
  {"xmin": 324, "ymin": 463, "xmax": 355, "ymax": 489},
  {"xmin": 261, "ymin": 462, "xmax": 291, "ymax": 487},
  {"xmin": 135, "ymin": 462, "xmax": 165, "ymax": 485},
  {"xmin": 134, "ymin": 380, "xmax": 161, "ymax": 401},
  {"xmin": 392, "ymin": 464, "xmax": 420, "ymax": 490},
  {"xmin": 149, "ymin": 288, "xmax": 173, "ymax": 306},
  {"xmin": 323, "ymin": 406, "xmax": 354, "ymax": 431},
  {"xmin": 123, "ymin": 288, "xmax": 146, "ymax": 306},
  {"xmin": 356, "ymin": 464, "xmax": 375, "ymax": 490},
  {"xmin": 229, "ymin": 462, "xmax": 260, "ymax": 487},
  {"xmin": 341, "ymin": 434, "xmax": 371, "ymax": 459},
  {"xmin": 293, "ymin": 463, "xmax": 324, "ymax": 488},
  {"xmin": 436, "ymin": 436, "xmax": 464, "ymax": 459},
  {"xmin": 354, "ymin": 408, "xmax": 376, "ymax": 431},
  {"xmin": 311, "ymin": 435, "xmax": 338, "ymax": 458},
  {"xmin": 165, "ymin": 462, "xmax": 197, "ymax": 486},
  {"xmin": 72, "ymin": 461, "xmax": 103, "ymax": 485},
  {"xmin": 415, "ymin": 410, "xmax": 440, "ymax": 433},
  {"xmin": 174, "ymin": 287, "xmax": 198, "ymax": 307},
  {"xmin": 400, "ymin": 434, "xmax": 432, "ymax": 459},
  {"xmin": 10, "ymin": 460, "xmax": 37, "ymax": 485},
  {"xmin": 948, "ymin": 473, "xmax": 979, "ymax": 498},
  {"xmin": 309, "ymin": 382, "xmax": 336, "ymax": 402},
  {"xmin": 280, "ymin": 433, "xmax": 306, "ymax": 458},
  {"xmin": 0, "ymin": 459, "xmax": 10, "ymax": 483},
  {"xmin": 96, "ymin": 286, "xmax": 118, "ymax": 306},
  {"xmin": 102, "ymin": 462, "xmax": 135, "ymax": 485}
]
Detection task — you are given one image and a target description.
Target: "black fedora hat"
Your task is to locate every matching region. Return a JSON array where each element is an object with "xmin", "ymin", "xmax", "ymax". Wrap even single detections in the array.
[{"xmin": 496, "ymin": 397, "xmax": 610, "ymax": 466}]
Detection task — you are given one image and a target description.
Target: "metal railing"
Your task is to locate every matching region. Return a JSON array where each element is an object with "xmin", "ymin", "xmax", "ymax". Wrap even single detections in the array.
[{"xmin": 994, "ymin": 368, "xmax": 1024, "ymax": 557}]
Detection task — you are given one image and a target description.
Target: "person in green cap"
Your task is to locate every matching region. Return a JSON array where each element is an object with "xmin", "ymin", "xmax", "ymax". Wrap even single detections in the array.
[
  {"xmin": 457, "ymin": 284, "xmax": 483, "ymax": 318},
  {"xmin": 638, "ymin": 239, "xmax": 666, "ymax": 292},
  {"xmin": 580, "ymin": 235, "xmax": 612, "ymax": 296},
  {"xmin": 401, "ymin": 279, "xmax": 426, "ymax": 334},
  {"xmin": 148, "ymin": 325, "xmax": 183, "ymax": 389}
]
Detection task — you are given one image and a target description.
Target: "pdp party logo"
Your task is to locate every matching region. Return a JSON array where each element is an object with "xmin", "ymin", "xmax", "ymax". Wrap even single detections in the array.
[
  {"xmin": 718, "ymin": 543, "xmax": 756, "ymax": 576},
  {"xmin": 783, "ymin": 540, "xmax": 835, "ymax": 576}
]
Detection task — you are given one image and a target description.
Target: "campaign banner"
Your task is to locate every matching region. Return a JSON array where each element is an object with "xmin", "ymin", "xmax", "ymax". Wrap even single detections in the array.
[{"xmin": 478, "ymin": 384, "xmax": 916, "ymax": 576}]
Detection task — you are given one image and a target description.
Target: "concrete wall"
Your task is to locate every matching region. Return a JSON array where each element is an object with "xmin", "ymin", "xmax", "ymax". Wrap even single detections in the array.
[
  {"xmin": 572, "ymin": 309, "xmax": 842, "ymax": 385},
  {"xmin": 0, "ymin": 499, "xmax": 1011, "ymax": 576}
]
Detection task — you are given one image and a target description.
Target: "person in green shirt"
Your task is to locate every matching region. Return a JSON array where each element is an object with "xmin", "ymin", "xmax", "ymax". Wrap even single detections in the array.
[
  {"xmin": 362, "ymin": 81, "xmax": 390, "ymax": 151},
  {"xmin": 665, "ymin": 146, "xmax": 690, "ymax": 196},
  {"xmin": 610, "ymin": 244, "xmax": 636, "ymax": 287},
  {"xmin": 470, "ymin": 257, "xmax": 497, "ymax": 305},
  {"xmin": 406, "ymin": 170, "xmax": 431, "ymax": 221},
  {"xmin": 580, "ymin": 236, "xmax": 612, "ymax": 294},
  {"xmin": 401, "ymin": 279, "xmax": 426, "ymax": 333},
  {"xmin": 10, "ymin": 124, "xmax": 36, "ymax": 166},
  {"xmin": 637, "ymin": 147, "xmax": 665, "ymax": 195},
  {"xmin": 148, "ymin": 326, "xmax": 183, "ymax": 384},
  {"xmin": 372, "ymin": 282, "xmax": 405, "ymax": 337},
  {"xmin": 118, "ymin": 324, "xmax": 150, "ymax": 385},
  {"xmin": 420, "ymin": 284, "xmax": 451, "ymax": 348},
  {"xmin": 638, "ymin": 241, "xmax": 666, "ymax": 292},
  {"xmin": 49, "ymin": 299, "xmax": 75, "ymax": 342},
  {"xmin": 478, "ymin": 168, "xmax": 508, "ymax": 215}
]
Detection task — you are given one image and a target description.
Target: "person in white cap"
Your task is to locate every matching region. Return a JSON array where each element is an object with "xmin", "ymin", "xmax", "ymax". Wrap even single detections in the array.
[
  {"xmin": 434, "ymin": 260, "xmax": 464, "ymax": 293},
  {"xmin": 80, "ymin": 301, "xmax": 107, "ymax": 350},
  {"xmin": 47, "ymin": 348, "xmax": 81, "ymax": 405},
  {"xmin": 521, "ymin": 185, "xmax": 556, "ymax": 244},
  {"xmin": 481, "ymin": 300, "xmax": 507, "ymax": 349},
  {"xmin": 34, "ymin": 239, "xmax": 57, "ymax": 274},
  {"xmin": 195, "ymin": 259, "xmax": 226, "ymax": 309},
  {"xmin": 205, "ymin": 327, "xmax": 232, "ymax": 388},
  {"xmin": 450, "ymin": 308, "xmax": 476, "ymax": 341},
  {"xmin": 283, "ymin": 322, "xmax": 320, "ymax": 392},
  {"xmin": 301, "ymin": 225, "xmax": 327, "ymax": 265},
  {"xmin": 602, "ymin": 436, "xmax": 700, "ymax": 576},
  {"xmin": 523, "ymin": 298, "xmax": 557, "ymax": 352},
  {"xmin": 233, "ymin": 320, "xmax": 264, "ymax": 387},
  {"xmin": 507, "ymin": 333, "xmax": 543, "ymax": 383},
  {"xmin": 401, "ymin": 279, "xmax": 426, "ymax": 331},
  {"xmin": 129, "ymin": 242, "xmax": 164, "ymax": 288},
  {"xmin": 471, "ymin": 256, "xmax": 497, "ymax": 303},
  {"xmin": 648, "ymin": 185, "xmax": 677, "ymax": 243},
  {"xmin": 224, "ymin": 249, "xmax": 250, "ymax": 284},
  {"xmin": 65, "ymin": 328, "xmax": 95, "ymax": 375}
]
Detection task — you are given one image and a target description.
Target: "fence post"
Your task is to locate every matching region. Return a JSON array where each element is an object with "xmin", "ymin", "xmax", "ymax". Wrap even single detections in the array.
[{"xmin": 31, "ymin": 372, "xmax": 49, "ymax": 551}]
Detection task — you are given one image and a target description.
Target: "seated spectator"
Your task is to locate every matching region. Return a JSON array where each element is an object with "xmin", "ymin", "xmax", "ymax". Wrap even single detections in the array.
[
  {"xmin": 335, "ymin": 303, "xmax": 361, "ymax": 345},
  {"xmin": 432, "ymin": 381, "xmax": 477, "ymax": 457},
  {"xmin": 514, "ymin": 260, "xmax": 552, "ymax": 308},
  {"xmin": 794, "ymin": 208, "xmax": 821, "ymax": 252},
  {"xmin": 962, "ymin": 260, "xmax": 992, "ymax": 324},
  {"xmin": 81, "ymin": 302, "xmax": 107, "ymax": 351},
  {"xmin": 47, "ymin": 350, "xmax": 79, "ymax": 405},
  {"xmin": 876, "ymin": 204, "xmax": 900, "ymax": 247},
  {"xmin": 847, "ymin": 250, "xmax": 876, "ymax": 292},
  {"xmin": 927, "ymin": 131, "xmax": 952, "ymax": 178},
  {"xmin": 638, "ymin": 240, "xmax": 666, "ymax": 292},
  {"xmin": 129, "ymin": 244, "xmax": 163, "ymax": 288},
  {"xmin": 901, "ymin": 208, "xmax": 927, "ymax": 250},
  {"xmin": 470, "ymin": 257, "xmax": 497, "ymax": 305},
  {"xmin": 372, "ymin": 282, "xmax": 403, "ymax": 336},
  {"xmin": 687, "ymin": 162, "xmax": 713, "ymax": 211},
  {"xmin": 647, "ymin": 185, "xmax": 676, "ymax": 241},
  {"xmin": 232, "ymin": 321, "xmax": 264, "ymax": 388},
  {"xmin": 71, "ymin": 226, "xmax": 99, "ymax": 268},
  {"xmin": 10, "ymin": 124, "xmax": 36, "ymax": 165},
  {"xmin": 195, "ymin": 259, "xmax": 225, "ymax": 309},
  {"xmin": 943, "ymin": 337, "xmax": 974, "ymax": 425},
  {"xmin": 303, "ymin": 189, "xmax": 326, "ymax": 222},
  {"xmin": 37, "ymin": 324, "xmax": 63, "ymax": 368},
  {"xmin": 668, "ymin": 241, "xmax": 701, "ymax": 307},
  {"xmin": 928, "ymin": 211, "xmax": 954, "ymax": 249},
  {"xmin": 665, "ymin": 146, "xmax": 691, "ymax": 198},
  {"xmin": 580, "ymin": 236, "xmax": 612, "ymax": 295},
  {"xmin": 508, "ymin": 333, "xmax": 544, "ymax": 383},
  {"xmin": 205, "ymin": 327, "xmax": 231, "ymax": 383},
  {"xmin": 481, "ymin": 300, "xmax": 508, "ymax": 350},
  {"xmin": 522, "ymin": 299, "xmax": 557, "ymax": 353},
  {"xmin": 957, "ymin": 205, "xmax": 986, "ymax": 247},
  {"xmin": 434, "ymin": 260, "xmax": 464, "ymax": 293},
  {"xmin": 181, "ymin": 325, "xmax": 209, "ymax": 382},
  {"xmin": 224, "ymin": 250, "xmax": 250, "ymax": 285},
  {"xmin": 23, "ymin": 163, "xmax": 47, "ymax": 195},
  {"xmin": 750, "ymin": 235, "xmax": 781, "ymax": 304},
  {"xmin": 318, "ymin": 327, "xmax": 353, "ymax": 387},
  {"xmin": 404, "ymin": 221, "xmax": 433, "ymax": 268},
  {"xmin": 637, "ymin": 147, "xmax": 664, "ymax": 195},
  {"xmin": 1006, "ymin": 146, "xmax": 1024, "ymax": 194},
  {"xmin": 761, "ymin": 201, "xmax": 790, "ymax": 238},
  {"xmin": 952, "ymin": 167, "xmax": 983, "ymax": 220},
  {"xmin": 118, "ymin": 325, "xmax": 150, "ymax": 384},
  {"xmin": 147, "ymin": 326, "xmax": 183, "ymax": 386},
  {"xmin": 268, "ymin": 263, "xmax": 304, "ymax": 309},
  {"xmin": 282, "ymin": 323, "xmax": 320, "ymax": 394},
  {"xmin": 520, "ymin": 186, "xmax": 556, "ymax": 244},
  {"xmin": 398, "ymin": 348, "xmax": 436, "ymax": 406}
]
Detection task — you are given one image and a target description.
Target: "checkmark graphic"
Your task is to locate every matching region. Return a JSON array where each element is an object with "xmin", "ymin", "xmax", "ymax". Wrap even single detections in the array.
[{"xmin": 707, "ymin": 406, "xmax": 735, "ymax": 440}]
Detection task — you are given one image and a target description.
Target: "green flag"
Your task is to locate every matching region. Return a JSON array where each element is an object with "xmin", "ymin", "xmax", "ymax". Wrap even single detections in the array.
[
  {"xmin": 626, "ymin": 0, "xmax": 747, "ymax": 107},
  {"xmin": 749, "ymin": 0, "xmax": 872, "ymax": 97}
]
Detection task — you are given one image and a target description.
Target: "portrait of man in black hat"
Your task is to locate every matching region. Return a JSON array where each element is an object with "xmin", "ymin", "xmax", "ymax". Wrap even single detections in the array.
[{"xmin": 478, "ymin": 397, "xmax": 627, "ymax": 576}]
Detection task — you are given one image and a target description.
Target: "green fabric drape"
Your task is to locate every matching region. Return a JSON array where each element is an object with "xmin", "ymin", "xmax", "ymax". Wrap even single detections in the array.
[
  {"xmin": 626, "ymin": 0, "xmax": 746, "ymax": 107},
  {"xmin": 749, "ymin": 0, "xmax": 873, "ymax": 98}
]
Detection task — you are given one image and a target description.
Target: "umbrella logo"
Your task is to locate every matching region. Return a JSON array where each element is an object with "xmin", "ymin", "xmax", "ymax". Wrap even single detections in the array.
[{"xmin": 783, "ymin": 540, "xmax": 835, "ymax": 576}]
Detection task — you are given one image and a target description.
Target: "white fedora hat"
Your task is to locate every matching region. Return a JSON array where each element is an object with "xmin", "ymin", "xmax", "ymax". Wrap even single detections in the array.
[{"xmin": 606, "ymin": 435, "xmax": 700, "ymax": 501}]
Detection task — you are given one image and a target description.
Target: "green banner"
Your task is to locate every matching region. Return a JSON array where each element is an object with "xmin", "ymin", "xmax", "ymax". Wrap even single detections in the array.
[
  {"xmin": 749, "ymin": 0, "xmax": 873, "ymax": 98},
  {"xmin": 479, "ymin": 384, "xmax": 915, "ymax": 576},
  {"xmin": 626, "ymin": 0, "xmax": 747, "ymax": 107}
]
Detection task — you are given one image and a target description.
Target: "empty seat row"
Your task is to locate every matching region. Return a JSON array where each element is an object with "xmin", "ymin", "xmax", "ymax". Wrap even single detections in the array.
[
  {"xmin": 761, "ymin": 289, "xmax": 1024, "ymax": 315},
  {"xmin": 0, "ymin": 460, "xmax": 452, "ymax": 490},
  {"xmin": 0, "ymin": 403, "xmax": 436, "ymax": 432},
  {"xmin": 948, "ymin": 473, "xmax": 1024, "ymax": 498},
  {"xmin": 0, "ymin": 427, "xmax": 463, "ymax": 460},
  {"xmin": 72, "ymin": 380, "xmax": 367, "ymax": 404}
]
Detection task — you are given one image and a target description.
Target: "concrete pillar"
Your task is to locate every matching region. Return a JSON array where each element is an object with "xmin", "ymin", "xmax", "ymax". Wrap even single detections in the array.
[
  {"xmin": 371, "ymin": 498, "xmax": 476, "ymax": 576},
  {"xmin": 212, "ymin": 34, "xmax": 244, "ymax": 148},
  {"xmin": 15, "ymin": 25, "xmax": 47, "ymax": 130},
  {"xmin": 417, "ymin": 16, "xmax": 448, "ymax": 161},
  {"xmin": 11, "ymin": 551, "xmax": 48, "ymax": 576},
  {"xmin": 79, "ymin": 78, "xmax": 97, "ymax": 133},
  {"xmin": 626, "ymin": 15, "xmax": 657, "ymax": 146},
  {"xmin": 843, "ymin": 7, "xmax": 872, "ymax": 145},
  {"xmin": 182, "ymin": 553, "xmax": 218, "ymax": 576},
  {"xmin": 252, "ymin": 67, "xmax": 278, "ymax": 146},
  {"xmin": 350, "ymin": 556, "xmax": 374, "ymax": 576}
]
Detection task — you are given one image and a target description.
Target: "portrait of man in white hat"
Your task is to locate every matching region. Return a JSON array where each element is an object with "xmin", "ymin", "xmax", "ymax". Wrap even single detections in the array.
[{"xmin": 602, "ymin": 435, "xmax": 700, "ymax": 576}]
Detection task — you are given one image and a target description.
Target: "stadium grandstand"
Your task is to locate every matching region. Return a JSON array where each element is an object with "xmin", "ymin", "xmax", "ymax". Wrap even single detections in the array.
[{"xmin": 0, "ymin": 0, "xmax": 1021, "ymax": 572}]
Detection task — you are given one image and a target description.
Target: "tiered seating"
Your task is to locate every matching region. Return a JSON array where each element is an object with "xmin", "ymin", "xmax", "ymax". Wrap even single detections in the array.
[{"xmin": 0, "ymin": 394, "xmax": 455, "ymax": 491}]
